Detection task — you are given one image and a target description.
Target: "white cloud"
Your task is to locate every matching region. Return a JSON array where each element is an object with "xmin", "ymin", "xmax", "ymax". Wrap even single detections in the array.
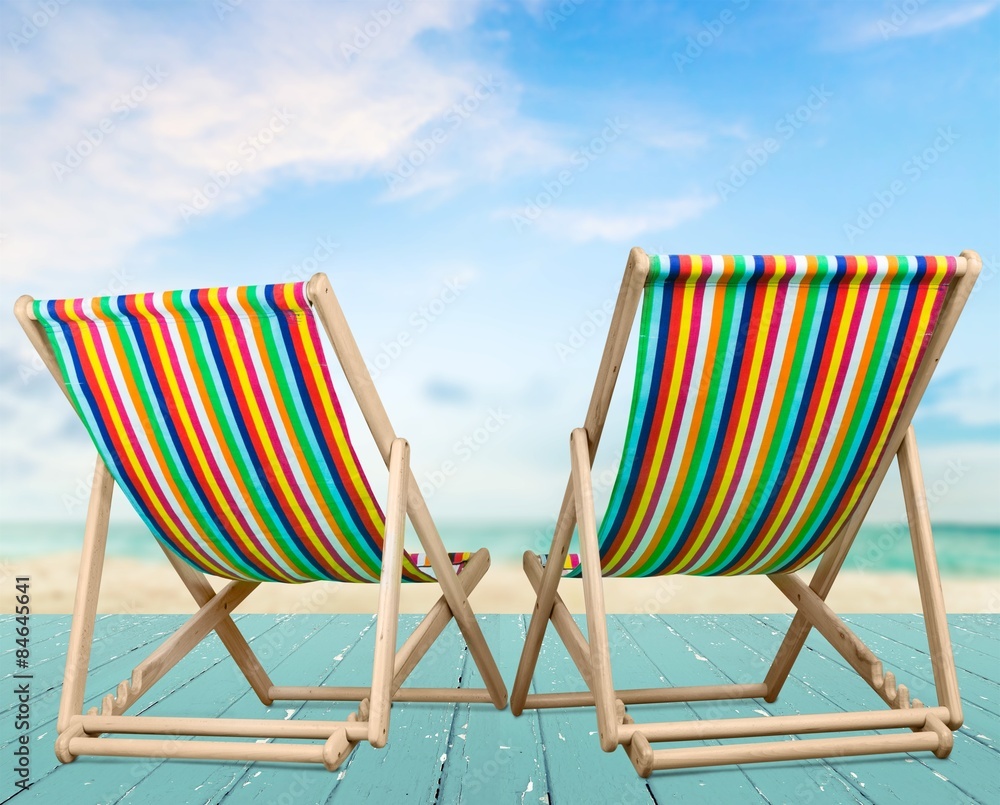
[
  {"xmin": 528, "ymin": 194, "xmax": 718, "ymax": 243},
  {"xmin": 641, "ymin": 130, "xmax": 709, "ymax": 151},
  {"xmin": 918, "ymin": 368, "xmax": 1000, "ymax": 427},
  {"xmin": 0, "ymin": 0, "xmax": 552, "ymax": 285},
  {"xmin": 841, "ymin": 0, "xmax": 998, "ymax": 48}
]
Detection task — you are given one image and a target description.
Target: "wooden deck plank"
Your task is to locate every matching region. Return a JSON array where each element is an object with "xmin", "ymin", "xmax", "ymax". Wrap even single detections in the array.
[
  {"xmin": 6, "ymin": 615, "xmax": 293, "ymax": 804},
  {"xmin": 835, "ymin": 615, "xmax": 1000, "ymax": 724},
  {"xmin": 884, "ymin": 614, "xmax": 1000, "ymax": 661},
  {"xmin": 326, "ymin": 618, "xmax": 468, "ymax": 802},
  {"xmin": 0, "ymin": 615, "xmax": 163, "ymax": 707},
  {"xmin": 0, "ymin": 615, "xmax": 72, "ymax": 658},
  {"xmin": 747, "ymin": 615, "xmax": 998, "ymax": 805},
  {"xmin": 528, "ymin": 615, "xmax": 656, "ymax": 804},
  {"xmin": 0, "ymin": 615, "xmax": 181, "ymax": 737},
  {"xmin": 2, "ymin": 615, "xmax": 997, "ymax": 804},
  {"xmin": 943, "ymin": 614, "xmax": 999, "ymax": 640},
  {"xmin": 112, "ymin": 614, "xmax": 370, "ymax": 804},
  {"xmin": 436, "ymin": 616, "xmax": 548, "ymax": 804},
  {"xmin": 633, "ymin": 614, "xmax": 870, "ymax": 804},
  {"xmin": 845, "ymin": 614, "xmax": 999, "ymax": 689}
]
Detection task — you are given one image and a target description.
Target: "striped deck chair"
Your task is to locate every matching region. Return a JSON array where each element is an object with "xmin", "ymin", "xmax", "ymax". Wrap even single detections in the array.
[
  {"xmin": 511, "ymin": 248, "xmax": 981, "ymax": 776},
  {"xmin": 14, "ymin": 274, "xmax": 507, "ymax": 770}
]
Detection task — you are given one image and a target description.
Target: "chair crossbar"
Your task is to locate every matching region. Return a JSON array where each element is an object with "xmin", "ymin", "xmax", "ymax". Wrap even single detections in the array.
[
  {"xmin": 628, "ymin": 722, "xmax": 951, "ymax": 777},
  {"xmin": 619, "ymin": 706, "xmax": 951, "ymax": 744}
]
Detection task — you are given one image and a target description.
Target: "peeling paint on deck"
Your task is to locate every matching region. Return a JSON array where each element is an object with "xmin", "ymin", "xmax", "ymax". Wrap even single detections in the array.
[{"xmin": 0, "ymin": 614, "xmax": 997, "ymax": 803}]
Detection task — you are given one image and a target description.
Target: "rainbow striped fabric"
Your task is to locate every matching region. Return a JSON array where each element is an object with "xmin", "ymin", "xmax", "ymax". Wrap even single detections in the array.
[
  {"xmin": 34, "ymin": 282, "xmax": 449, "ymax": 584},
  {"xmin": 567, "ymin": 255, "xmax": 955, "ymax": 578}
]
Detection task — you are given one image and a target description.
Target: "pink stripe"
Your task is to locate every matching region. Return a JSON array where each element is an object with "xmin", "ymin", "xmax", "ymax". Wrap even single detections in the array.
[
  {"xmin": 144, "ymin": 298, "xmax": 280, "ymax": 572},
  {"xmin": 82, "ymin": 296, "xmax": 230, "ymax": 575},
  {"xmin": 748, "ymin": 264, "xmax": 874, "ymax": 566},
  {"xmin": 213, "ymin": 289, "xmax": 355, "ymax": 572}
]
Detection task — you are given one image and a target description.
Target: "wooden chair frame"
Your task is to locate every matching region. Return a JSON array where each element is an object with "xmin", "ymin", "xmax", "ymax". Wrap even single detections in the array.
[
  {"xmin": 511, "ymin": 247, "xmax": 981, "ymax": 776},
  {"xmin": 14, "ymin": 273, "xmax": 508, "ymax": 770}
]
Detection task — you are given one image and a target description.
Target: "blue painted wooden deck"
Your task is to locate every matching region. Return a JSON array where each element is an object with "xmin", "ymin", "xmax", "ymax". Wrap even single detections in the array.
[{"xmin": 1, "ymin": 614, "xmax": 997, "ymax": 804}]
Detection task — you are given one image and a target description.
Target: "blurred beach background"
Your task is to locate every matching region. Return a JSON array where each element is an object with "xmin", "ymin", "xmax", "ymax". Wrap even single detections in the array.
[
  {"xmin": 1, "ymin": 1, "xmax": 998, "ymax": 614},
  {"xmin": 3, "ymin": 520, "xmax": 998, "ymax": 614}
]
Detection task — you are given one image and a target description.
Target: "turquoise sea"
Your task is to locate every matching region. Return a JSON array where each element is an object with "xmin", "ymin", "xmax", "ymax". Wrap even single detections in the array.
[{"xmin": 1, "ymin": 520, "xmax": 998, "ymax": 578}]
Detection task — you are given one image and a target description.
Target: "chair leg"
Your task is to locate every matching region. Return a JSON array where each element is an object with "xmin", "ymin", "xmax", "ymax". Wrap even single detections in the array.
[
  {"xmin": 159, "ymin": 546, "xmax": 274, "ymax": 705},
  {"xmin": 511, "ymin": 485, "xmax": 576, "ymax": 714},
  {"xmin": 369, "ymin": 438, "xmax": 408, "ymax": 747},
  {"xmin": 898, "ymin": 426, "xmax": 962, "ymax": 728},
  {"xmin": 57, "ymin": 457, "xmax": 114, "ymax": 735},
  {"xmin": 407, "ymin": 489, "xmax": 509, "ymax": 709},
  {"xmin": 571, "ymin": 428, "xmax": 620, "ymax": 752},
  {"xmin": 512, "ymin": 248, "xmax": 649, "ymax": 716},
  {"xmin": 766, "ymin": 425, "xmax": 963, "ymax": 723},
  {"xmin": 306, "ymin": 272, "xmax": 508, "ymax": 709},
  {"xmin": 763, "ymin": 522, "xmax": 857, "ymax": 703},
  {"xmin": 390, "ymin": 548, "xmax": 490, "ymax": 694}
]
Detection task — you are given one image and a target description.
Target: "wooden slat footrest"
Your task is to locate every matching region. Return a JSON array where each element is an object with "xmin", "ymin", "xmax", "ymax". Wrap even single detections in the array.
[
  {"xmin": 619, "ymin": 706, "xmax": 952, "ymax": 743},
  {"xmin": 524, "ymin": 682, "xmax": 768, "ymax": 710},
  {"xmin": 268, "ymin": 685, "xmax": 496, "ymax": 704},
  {"xmin": 65, "ymin": 723, "xmax": 363, "ymax": 771},
  {"xmin": 73, "ymin": 714, "xmax": 367, "ymax": 742},
  {"xmin": 628, "ymin": 731, "xmax": 944, "ymax": 776},
  {"xmin": 67, "ymin": 736, "xmax": 327, "ymax": 765}
]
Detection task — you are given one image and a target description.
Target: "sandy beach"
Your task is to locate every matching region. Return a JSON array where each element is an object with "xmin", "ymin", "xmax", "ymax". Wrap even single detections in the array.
[{"xmin": 5, "ymin": 552, "xmax": 998, "ymax": 615}]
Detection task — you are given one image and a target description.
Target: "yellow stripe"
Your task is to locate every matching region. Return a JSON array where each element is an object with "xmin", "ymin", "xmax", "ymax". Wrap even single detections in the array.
[
  {"xmin": 206, "ymin": 288, "xmax": 346, "ymax": 576},
  {"xmin": 606, "ymin": 257, "xmax": 701, "ymax": 572},
  {"xmin": 678, "ymin": 256, "xmax": 789, "ymax": 572},
  {"xmin": 289, "ymin": 287, "xmax": 385, "ymax": 538},
  {"xmin": 133, "ymin": 294, "xmax": 288, "ymax": 580},
  {"xmin": 733, "ymin": 268, "xmax": 866, "ymax": 573},
  {"xmin": 68, "ymin": 301, "xmax": 223, "ymax": 572}
]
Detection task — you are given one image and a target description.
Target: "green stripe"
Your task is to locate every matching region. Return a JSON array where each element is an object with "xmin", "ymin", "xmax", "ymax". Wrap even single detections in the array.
[
  {"xmin": 245, "ymin": 288, "xmax": 383, "ymax": 580},
  {"xmin": 103, "ymin": 296, "xmax": 265, "ymax": 580},
  {"xmin": 171, "ymin": 290, "xmax": 316, "ymax": 580},
  {"xmin": 707, "ymin": 269, "xmax": 826, "ymax": 573},
  {"xmin": 763, "ymin": 275, "xmax": 909, "ymax": 570},
  {"xmin": 631, "ymin": 261, "xmax": 742, "ymax": 576}
]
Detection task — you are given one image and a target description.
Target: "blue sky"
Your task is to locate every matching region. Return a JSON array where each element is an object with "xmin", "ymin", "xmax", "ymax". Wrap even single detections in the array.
[{"xmin": 1, "ymin": 0, "xmax": 997, "ymax": 526}]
